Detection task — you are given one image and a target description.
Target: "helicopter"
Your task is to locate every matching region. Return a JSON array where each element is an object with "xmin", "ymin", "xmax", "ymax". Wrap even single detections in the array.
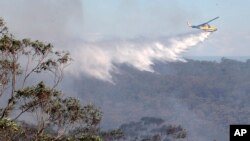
[{"xmin": 187, "ymin": 17, "xmax": 219, "ymax": 32}]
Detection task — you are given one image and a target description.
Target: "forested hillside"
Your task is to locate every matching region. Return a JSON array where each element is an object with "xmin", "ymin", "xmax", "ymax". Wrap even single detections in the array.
[{"xmin": 71, "ymin": 58, "xmax": 250, "ymax": 141}]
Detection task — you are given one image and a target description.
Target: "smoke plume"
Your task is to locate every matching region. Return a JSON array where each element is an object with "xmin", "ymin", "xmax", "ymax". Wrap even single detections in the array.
[{"xmin": 68, "ymin": 32, "xmax": 211, "ymax": 82}]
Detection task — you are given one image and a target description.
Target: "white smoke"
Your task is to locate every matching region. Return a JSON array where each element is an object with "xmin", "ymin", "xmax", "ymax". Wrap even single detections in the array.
[{"xmin": 68, "ymin": 32, "xmax": 210, "ymax": 82}]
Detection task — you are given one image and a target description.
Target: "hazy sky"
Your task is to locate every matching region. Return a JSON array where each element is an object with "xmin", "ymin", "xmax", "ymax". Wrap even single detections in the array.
[
  {"xmin": 1, "ymin": 0, "xmax": 250, "ymax": 57},
  {"xmin": 81, "ymin": 0, "xmax": 250, "ymax": 57}
]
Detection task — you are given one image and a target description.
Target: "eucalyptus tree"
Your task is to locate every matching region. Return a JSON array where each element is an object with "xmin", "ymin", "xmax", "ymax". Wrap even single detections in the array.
[{"xmin": 0, "ymin": 18, "xmax": 102, "ymax": 141}]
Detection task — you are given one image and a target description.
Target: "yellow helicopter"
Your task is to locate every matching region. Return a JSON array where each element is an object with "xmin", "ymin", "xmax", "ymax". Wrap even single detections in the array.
[{"xmin": 187, "ymin": 17, "xmax": 219, "ymax": 32}]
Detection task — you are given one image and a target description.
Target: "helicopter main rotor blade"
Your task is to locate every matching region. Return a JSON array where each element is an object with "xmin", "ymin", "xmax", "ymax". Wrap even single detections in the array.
[{"xmin": 204, "ymin": 17, "xmax": 219, "ymax": 24}]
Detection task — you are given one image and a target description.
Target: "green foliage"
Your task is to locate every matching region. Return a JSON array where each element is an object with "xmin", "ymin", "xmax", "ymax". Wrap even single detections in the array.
[
  {"xmin": 101, "ymin": 129, "xmax": 124, "ymax": 141},
  {"xmin": 0, "ymin": 17, "xmax": 108, "ymax": 141},
  {"xmin": 63, "ymin": 135, "xmax": 101, "ymax": 141},
  {"xmin": 0, "ymin": 118, "xmax": 23, "ymax": 140},
  {"xmin": 119, "ymin": 117, "xmax": 187, "ymax": 141},
  {"xmin": 0, "ymin": 18, "xmax": 7, "ymax": 34},
  {"xmin": 14, "ymin": 81, "xmax": 62, "ymax": 120},
  {"xmin": 78, "ymin": 135, "xmax": 102, "ymax": 141},
  {"xmin": 0, "ymin": 17, "xmax": 72, "ymax": 118},
  {"xmin": 14, "ymin": 82, "xmax": 103, "ymax": 140},
  {"xmin": 49, "ymin": 97, "xmax": 102, "ymax": 130},
  {"xmin": 0, "ymin": 117, "xmax": 20, "ymax": 131},
  {"xmin": 166, "ymin": 125, "xmax": 186, "ymax": 139},
  {"xmin": 16, "ymin": 81, "xmax": 60, "ymax": 99}
]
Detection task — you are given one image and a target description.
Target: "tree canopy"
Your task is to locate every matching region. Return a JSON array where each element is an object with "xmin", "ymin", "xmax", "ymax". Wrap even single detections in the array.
[{"xmin": 0, "ymin": 17, "xmax": 105, "ymax": 141}]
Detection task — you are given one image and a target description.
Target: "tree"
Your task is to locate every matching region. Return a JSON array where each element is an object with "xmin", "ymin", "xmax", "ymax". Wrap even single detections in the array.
[
  {"xmin": 101, "ymin": 129, "xmax": 124, "ymax": 141},
  {"xmin": 14, "ymin": 82, "xmax": 101, "ymax": 140},
  {"xmin": 0, "ymin": 17, "xmax": 71, "ymax": 118},
  {"xmin": 0, "ymin": 17, "xmax": 103, "ymax": 141},
  {"xmin": 119, "ymin": 117, "xmax": 187, "ymax": 141}
]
